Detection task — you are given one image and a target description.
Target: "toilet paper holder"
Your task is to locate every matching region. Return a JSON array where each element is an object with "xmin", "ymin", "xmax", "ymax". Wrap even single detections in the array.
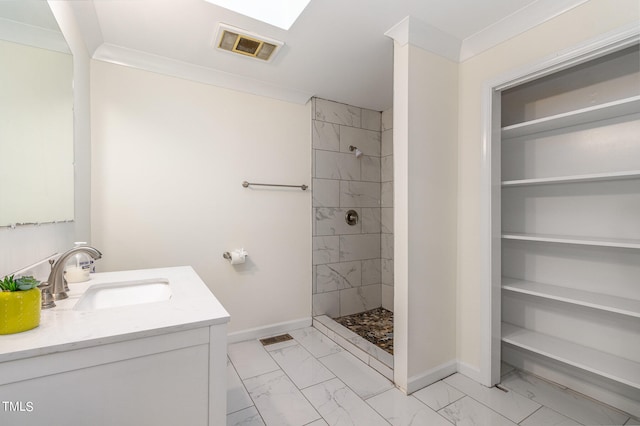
[{"xmin": 223, "ymin": 249, "xmax": 249, "ymax": 263}]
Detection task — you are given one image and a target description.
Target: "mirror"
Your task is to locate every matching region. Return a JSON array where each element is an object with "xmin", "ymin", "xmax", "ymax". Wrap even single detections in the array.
[{"xmin": 0, "ymin": 1, "xmax": 73, "ymax": 226}]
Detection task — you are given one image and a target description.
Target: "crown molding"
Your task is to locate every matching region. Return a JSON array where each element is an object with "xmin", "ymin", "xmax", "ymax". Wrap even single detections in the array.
[
  {"xmin": 67, "ymin": 0, "xmax": 311, "ymax": 104},
  {"xmin": 386, "ymin": 0, "xmax": 590, "ymax": 63},
  {"xmin": 460, "ymin": 0, "xmax": 589, "ymax": 61},
  {"xmin": 66, "ymin": 0, "xmax": 106, "ymax": 56},
  {"xmin": 69, "ymin": 0, "xmax": 596, "ymax": 104},
  {"xmin": 93, "ymin": 43, "xmax": 313, "ymax": 104},
  {"xmin": 0, "ymin": 17, "xmax": 69, "ymax": 53},
  {"xmin": 385, "ymin": 15, "xmax": 461, "ymax": 63}
]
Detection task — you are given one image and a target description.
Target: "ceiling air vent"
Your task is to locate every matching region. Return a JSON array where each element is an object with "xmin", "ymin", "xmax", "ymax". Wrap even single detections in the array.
[{"xmin": 215, "ymin": 23, "xmax": 283, "ymax": 62}]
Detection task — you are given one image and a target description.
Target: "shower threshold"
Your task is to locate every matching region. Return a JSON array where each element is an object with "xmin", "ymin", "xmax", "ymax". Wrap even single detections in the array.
[{"xmin": 313, "ymin": 310, "xmax": 393, "ymax": 381}]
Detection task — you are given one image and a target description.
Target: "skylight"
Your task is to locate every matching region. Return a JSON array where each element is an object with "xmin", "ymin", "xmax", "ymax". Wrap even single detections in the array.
[{"xmin": 204, "ymin": 0, "xmax": 311, "ymax": 30}]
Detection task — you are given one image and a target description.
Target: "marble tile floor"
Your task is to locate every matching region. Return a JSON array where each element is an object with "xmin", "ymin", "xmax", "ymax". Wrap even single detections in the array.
[
  {"xmin": 227, "ymin": 325, "xmax": 640, "ymax": 426},
  {"xmin": 314, "ymin": 315, "xmax": 393, "ymax": 380}
]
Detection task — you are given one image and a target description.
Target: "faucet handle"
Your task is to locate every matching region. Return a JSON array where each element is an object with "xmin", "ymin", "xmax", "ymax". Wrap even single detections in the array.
[{"xmin": 38, "ymin": 281, "xmax": 56, "ymax": 309}]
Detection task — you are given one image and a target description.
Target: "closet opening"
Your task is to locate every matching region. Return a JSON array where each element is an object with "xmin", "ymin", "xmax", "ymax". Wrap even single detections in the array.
[{"xmin": 482, "ymin": 31, "xmax": 640, "ymax": 417}]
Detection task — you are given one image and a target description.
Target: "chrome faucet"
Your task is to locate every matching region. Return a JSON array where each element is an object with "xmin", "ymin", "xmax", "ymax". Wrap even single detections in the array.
[{"xmin": 41, "ymin": 245, "xmax": 102, "ymax": 308}]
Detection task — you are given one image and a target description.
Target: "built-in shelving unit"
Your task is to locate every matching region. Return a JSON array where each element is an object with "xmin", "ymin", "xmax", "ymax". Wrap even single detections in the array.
[
  {"xmin": 501, "ymin": 233, "xmax": 640, "ymax": 250},
  {"xmin": 502, "ymin": 323, "xmax": 640, "ymax": 390},
  {"xmin": 502, "ymin": 277, "xmax": 640, "ymax": 318},
  {"xmin": 498, "ymin": 44, "xmax": 640, "ymax": 413},
  {"xmin": 501, "ymin": 95, "xmax": 640, "ymax": 139},
  {"xmin": 501, "ymin": 170, "xmax": 640, "ymax": 187}
]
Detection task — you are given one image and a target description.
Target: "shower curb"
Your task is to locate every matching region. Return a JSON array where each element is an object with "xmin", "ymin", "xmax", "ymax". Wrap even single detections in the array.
[{"xmin": 313, "ymin": 315, "xmax": 393, "ymax": 381}]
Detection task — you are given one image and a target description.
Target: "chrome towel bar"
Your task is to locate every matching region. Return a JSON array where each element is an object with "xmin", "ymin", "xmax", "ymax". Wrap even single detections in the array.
[{"xmin": 242, "ymin": 181, "xmax": 308, "ymax": 191}]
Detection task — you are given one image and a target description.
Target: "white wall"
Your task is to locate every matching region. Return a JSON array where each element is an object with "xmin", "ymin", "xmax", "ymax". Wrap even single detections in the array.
[
  {"xmin": 393, "ymin": 41, "xmax": 458, "ymax": 392},
  {"xmin": 0, "ymin": 2, "xmax": 91, "ymax": 278},
  {"xmin": 90, "ymin": 61, "xmax": 312, "ymax": 333},
  {"xmin": 456, "ymin": 0, "xmax": 640, "ymax": 375}
]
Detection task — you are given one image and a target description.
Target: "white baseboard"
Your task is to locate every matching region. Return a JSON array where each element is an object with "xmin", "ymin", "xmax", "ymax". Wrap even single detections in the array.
[
  {"xmin": 406, "ymin": 360, "xmax": 458, "ymax": 394},
  {"xmin": 457, "ymin": 361, "xmax": 483, "ymax": 384},
  {"xmin": 227, "ymin": 317, "xmax": 312, "ymax": 344}
]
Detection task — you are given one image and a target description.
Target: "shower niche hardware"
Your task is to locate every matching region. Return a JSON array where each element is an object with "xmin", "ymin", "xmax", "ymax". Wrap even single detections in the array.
[
  {"xmin": 345, "ymin": 210, "xmax": 359, "ymax": 226},
  {"xmin": 242, "ymin": 181, "xmax": 308, "ymax": 190}
]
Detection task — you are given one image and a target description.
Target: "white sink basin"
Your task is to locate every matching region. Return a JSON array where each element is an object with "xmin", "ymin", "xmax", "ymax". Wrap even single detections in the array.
[{"xmin": 73, "ymin": 278, "xmax": 172, "ymax": 311}]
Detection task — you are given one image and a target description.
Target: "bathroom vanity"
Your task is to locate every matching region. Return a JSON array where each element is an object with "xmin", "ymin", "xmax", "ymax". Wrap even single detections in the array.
[{"xmin": 0, "ymin": 266, "xmax": 230, "ymax": 426}]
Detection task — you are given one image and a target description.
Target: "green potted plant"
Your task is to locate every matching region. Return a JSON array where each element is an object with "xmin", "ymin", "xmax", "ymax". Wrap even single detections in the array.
[{"xmin": 0, "ymin": 275, "xmax": 41, "ymax": 335}]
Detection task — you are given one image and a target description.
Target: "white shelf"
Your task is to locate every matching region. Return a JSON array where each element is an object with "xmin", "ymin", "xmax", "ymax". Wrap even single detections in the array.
[
  {"xmin": 502, "ymin": 233, "xmax": 640, "ymax": 250},
  {"xmin": 502, "ymin": 277, "xmax": 640, "ymax": 318},
  {"xmin": 501, "ymin": 170, "xmax": 640, "ymax": 187},
  {"xmin": 502, "ymin": 322, "xmax": 640, "ymax": 390},
  {"xmin": 502, "ymin": 95, "xmax": 640, "ymax": 139}
]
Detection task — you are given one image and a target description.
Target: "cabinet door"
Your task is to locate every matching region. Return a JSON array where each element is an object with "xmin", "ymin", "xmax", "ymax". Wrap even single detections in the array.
[{"xmin": 0, "ymin": 344, "xmax": 210, "ymax": 426}]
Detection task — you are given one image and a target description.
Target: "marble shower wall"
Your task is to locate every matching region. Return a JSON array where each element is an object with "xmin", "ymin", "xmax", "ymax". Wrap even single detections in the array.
[{"xmin": 312, "ymin": 98, "xmax": 383, "ymax": 318}]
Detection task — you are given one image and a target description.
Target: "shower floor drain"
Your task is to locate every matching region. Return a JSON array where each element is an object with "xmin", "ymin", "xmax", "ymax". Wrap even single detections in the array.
[{"xmin": 260, "ymin": 333, "xmax": 293, "ymax": 346}]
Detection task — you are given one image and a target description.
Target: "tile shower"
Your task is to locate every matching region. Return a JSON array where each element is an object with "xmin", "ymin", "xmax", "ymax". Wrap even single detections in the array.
[{"xmin": 311, "ymin": 97, "xmax": 394, "ymax": 357}]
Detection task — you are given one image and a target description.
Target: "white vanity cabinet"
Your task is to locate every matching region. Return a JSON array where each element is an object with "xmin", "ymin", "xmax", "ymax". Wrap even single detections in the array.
[
  {"xmin": 0, "ymin": 267, "xmax": 229, "ymax": 426},
  {"xmin": 499, "ymin": 44, "xmax": 640, "ymax": 415}
]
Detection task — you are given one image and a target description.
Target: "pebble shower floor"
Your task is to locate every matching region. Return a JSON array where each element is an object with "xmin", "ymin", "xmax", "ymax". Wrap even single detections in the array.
[{"xmin": 335, "ymin": 307, "xmax": 394, "ymax": 354}]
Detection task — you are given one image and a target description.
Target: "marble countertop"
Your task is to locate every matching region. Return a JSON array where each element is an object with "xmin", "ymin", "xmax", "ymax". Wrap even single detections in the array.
[{"xmin": 0, "ymin": 266, "xmax": 230, "ymax": 362}]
